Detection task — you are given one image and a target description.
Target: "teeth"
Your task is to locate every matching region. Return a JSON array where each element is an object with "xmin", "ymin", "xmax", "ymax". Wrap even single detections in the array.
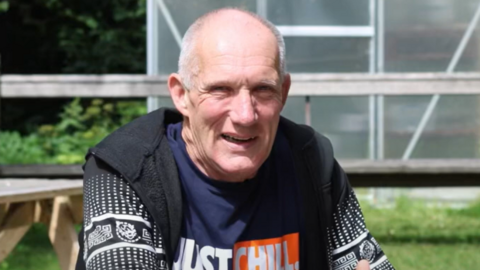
[{"xmin": 222, "ymin": 134, "xmax": 254, "ymax": 142}]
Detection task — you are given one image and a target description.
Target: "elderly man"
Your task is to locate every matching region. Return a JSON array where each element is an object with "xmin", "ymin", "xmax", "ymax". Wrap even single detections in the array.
[{"xmin": 76, "ymin": 8, "xmax": 394, "ymax": 270}]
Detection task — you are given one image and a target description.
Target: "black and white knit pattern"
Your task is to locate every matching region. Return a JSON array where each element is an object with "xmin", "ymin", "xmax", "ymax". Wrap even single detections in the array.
[
  {"xmin": 327, "ymin": 191, "xmax": 395, "ymax": 270},
  {"xmin": 83, "ymin": 173, "xmax": 167, "ymax": 270},
  {"xmin": 83, "ymin": 173, "xmax": 394, "ymax": 270}
]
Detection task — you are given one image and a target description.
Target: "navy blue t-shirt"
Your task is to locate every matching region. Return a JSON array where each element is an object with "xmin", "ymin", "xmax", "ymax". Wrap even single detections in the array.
[{"xmin": 167, "ymin": 122, "xmax": 301, "ymax": 270}]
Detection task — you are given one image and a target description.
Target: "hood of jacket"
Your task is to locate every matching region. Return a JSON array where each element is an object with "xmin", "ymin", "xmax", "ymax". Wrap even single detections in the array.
[{"xmin": 86, "ymin": 107, "xmax": 319, "ymax": 183}]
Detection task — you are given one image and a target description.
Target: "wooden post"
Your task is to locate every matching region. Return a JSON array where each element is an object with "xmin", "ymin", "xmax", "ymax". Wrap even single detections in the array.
[
  {"xmin": 0, "ymin": 54, "xmax": 2, "ymax": 129},
  {"xmin": 34, "ymin": 199, "xmax": 52, "ymax": 225},
  {"xmin": 68, "ymin": 195, "xmax": 83, "ymax": 224},
  {"xmin": 48, "ymin": 196, "xmax": 79, "ymax": 270},
  {"xmin": 0, "ymin": 202, "xmax": 35, "ymax": 262},
  {"xmin": 0, "ymin": 203, "xmax": 9, "ymax": 226}
]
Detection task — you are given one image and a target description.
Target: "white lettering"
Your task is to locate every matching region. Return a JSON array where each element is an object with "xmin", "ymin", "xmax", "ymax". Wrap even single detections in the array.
[
  {"xmin": 266, "ymin": 245, "xmax": 275, "ymax": 270},
  {"xmin": 248, "ymin": 246, "xmax": 266, "ymax": 270},
  {"xmin": 235, "ymin": 247, "xmax": 247, "ymax": 270},
  {"xmin": 183, "ymin": 239, "xmax": 202, "ymax": 270},
  {"xmin": 275, "ymin": 243, "xmax": 283, "ymax": 270},
  {"xmin": 173, "ymin": 238, "xmax": 186, "ymax": 270},
  {"xmin": 283, "ymin": 241, "xmax": 294, "ymax": 270},
  {"xmin": 200, "ymin": 245, "xmax": 215, "ymax": 270},
  {"xmin": 216, "ymin": 248, "xmax": 232, "ymax": 270}
]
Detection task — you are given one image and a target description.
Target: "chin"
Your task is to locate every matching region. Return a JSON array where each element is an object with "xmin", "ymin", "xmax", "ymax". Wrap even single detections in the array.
[{"xmin": 217, "ymin": 159, "xmax": 261, "ymax": 180}]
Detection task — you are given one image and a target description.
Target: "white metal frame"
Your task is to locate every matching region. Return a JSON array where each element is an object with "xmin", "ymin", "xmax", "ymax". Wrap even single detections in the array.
[
  {"xmin": 146, "ymin": 0, "xmax": 480, "ymax": 161},
  {"xmin": 276, "ymin": 26, "xmax": 374, "ymax": 37}
]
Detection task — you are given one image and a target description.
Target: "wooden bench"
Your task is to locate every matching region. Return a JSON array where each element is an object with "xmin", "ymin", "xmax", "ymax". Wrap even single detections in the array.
[{"xmin": 0, "ymin": 179, "xmax": 83, "ymax": 270}]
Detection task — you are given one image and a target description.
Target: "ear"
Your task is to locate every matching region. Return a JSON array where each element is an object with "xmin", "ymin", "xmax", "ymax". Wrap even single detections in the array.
[
  {"xmin": 281, "ymin": 73, "xmax": 291, "ymax": 106},
  {"xmin": 168, "ymin": 73, "xmax": 190, "ymax": 117}
]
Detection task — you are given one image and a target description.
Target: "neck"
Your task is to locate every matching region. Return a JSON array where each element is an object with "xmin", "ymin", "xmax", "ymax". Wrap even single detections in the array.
[{"xmin": 180, "ymin": 120, "xmax": 252, "ymax": 183}]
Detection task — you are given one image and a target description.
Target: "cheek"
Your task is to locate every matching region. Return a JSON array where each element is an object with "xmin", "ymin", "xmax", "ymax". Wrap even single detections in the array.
[
  {"xmin": 193, "ymin": 98, "xmax": 229, "ymax": 136},
  {"xmin": 256, "ymin": 99, "xmax": 283, "ymax": 122}
]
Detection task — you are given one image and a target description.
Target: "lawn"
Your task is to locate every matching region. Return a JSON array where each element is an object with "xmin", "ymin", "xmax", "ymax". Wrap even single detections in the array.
[
  {"xmin": 384, "ymin": 243, "xmax": 480, "ymax": 270},
  {"xmin": 1, "ymin": 197, "xmax": 479, "ymax": 270}
]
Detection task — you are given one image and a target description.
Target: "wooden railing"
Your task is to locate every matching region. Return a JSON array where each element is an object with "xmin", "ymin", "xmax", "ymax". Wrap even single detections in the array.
[
  {"xmin": 3, "ymin": 73, "xmax": 480, "ymax": 97},
  {"xmin": 2, "ymin": 159, "xmax": 480, "ymax": 187}
]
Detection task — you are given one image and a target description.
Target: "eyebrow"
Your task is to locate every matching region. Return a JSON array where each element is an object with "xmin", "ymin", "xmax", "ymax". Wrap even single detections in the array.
[
  {"xmin": 256, "ymin": 79, "xmax": 277, "ymax": 86},
  {"xmin": 201, "ymin": 79, "xmax": 278, "ymax": 89},
  {"xmin": 200, "ymin": 80, "xmax": 232, "ymax": 89}
]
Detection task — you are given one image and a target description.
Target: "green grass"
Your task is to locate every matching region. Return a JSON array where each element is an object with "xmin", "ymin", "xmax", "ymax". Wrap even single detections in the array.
[
  {"xmin": 1, "ymin": 198, "xmax": 480, "ymax": 270},
  {"xmin": 383, "ymin": 243, "xmax": 480, "ymax": 270},
  {"xmin": 362, "ymin": 197, "xmax": 480, "ymax": 243},
  {"xmin": 0, "ymin": 224, "xmax": 60, "ymax": 270}
]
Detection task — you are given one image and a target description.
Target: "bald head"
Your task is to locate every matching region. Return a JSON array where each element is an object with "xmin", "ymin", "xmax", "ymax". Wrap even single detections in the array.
[{"xmin": 178, "ymin": 8, "xmax": 286, "ymax": 89}]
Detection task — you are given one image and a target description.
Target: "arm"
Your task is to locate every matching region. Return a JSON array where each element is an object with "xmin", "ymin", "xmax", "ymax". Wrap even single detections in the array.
[
  {"xmin": 77, "ymin": 157, "xmax": 164, "ymax": 270},
  {"xmin": 328, "ymin": 160, "xmax": 395, "ymax": 270}
]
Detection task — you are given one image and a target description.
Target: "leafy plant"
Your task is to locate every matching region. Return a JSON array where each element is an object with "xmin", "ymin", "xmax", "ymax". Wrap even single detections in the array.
[
  {"xmin": 0, "ymin": 98, "xmax": 146, "ymax": 164},
  {"xmin": 0, "ymin": 132, "xmax": 49, "ymax": 164},
  {"xmin": 0, "ymin": 1, "xmax": 9, "ymax": 12}
]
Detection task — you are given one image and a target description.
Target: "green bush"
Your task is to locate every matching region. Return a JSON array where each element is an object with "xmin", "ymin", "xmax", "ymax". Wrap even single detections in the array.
[
  {"xmin": 0, "ymin": 98, "xmax": 147, "ymax": 164},
  {"xmin": 0, "ymin": 132, "xmax": 48, "ymax": 164}
]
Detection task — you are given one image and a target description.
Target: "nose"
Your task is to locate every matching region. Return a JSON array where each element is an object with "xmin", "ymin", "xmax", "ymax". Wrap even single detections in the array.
[{"xmin": 230, "ymin": 89, "xmax": 257, "ymax": 126}]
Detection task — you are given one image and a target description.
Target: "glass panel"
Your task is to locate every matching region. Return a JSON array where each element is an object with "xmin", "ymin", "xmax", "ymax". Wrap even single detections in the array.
[
  {"xmin": 384, "ymin": 0, "xmax": 480, "ymax": 72},
  {"xmin": 284, "ymin": 37, "xmax": 370, "ymax": 73},
  {"xmin": 156, "ymin": 97, "xmax": 175, "ymax": 109},
  {"xmin": 281, "ymin": 97, "xmax": 305, "ymax": 124},
  {"xmin": 155, "ymin": 12, "xmax": 181, "ymax": 75},
  {"xmin": 310, "ymin": 96, "xmax": 370, "ymax": 159},
  {"xmin": 155, "ymin": 1, "xmax": 372, "ymax": 75},
  {"xmin": 156, "ymin": 0, "xmax": 257, "ymax": 74},
  {"xmin": 268, "ymin": 0, "xmax": 370, "ymax": 26},
  {"xmin": 164, "ymin": 0, "xmax": 257, "ymax": 33},
  {"xmin": 384, "ymin": 95, "xmax": 480, "ymax": 158}
]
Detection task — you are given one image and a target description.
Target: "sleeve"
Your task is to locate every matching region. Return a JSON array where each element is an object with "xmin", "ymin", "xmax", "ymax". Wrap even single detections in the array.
[
  {"xmin": 327, "ymin": 161, "xmax": 395, "ymax": 270},
  {"xmin": 80, "ymin": 156, "xmax": 166, "ymax": 270}
]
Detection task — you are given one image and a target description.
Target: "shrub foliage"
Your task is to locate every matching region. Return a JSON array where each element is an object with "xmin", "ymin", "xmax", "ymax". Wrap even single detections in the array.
[{"xmin": 0, "ymin": 98, "xmax": 146, "ymax": 164}]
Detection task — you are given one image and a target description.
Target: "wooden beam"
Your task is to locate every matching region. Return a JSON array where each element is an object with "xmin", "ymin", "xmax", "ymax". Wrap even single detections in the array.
[
  {"xmin": 340, "ymin": 159, "xmax": 480, "ymax": 174},
  {"xmin": 4, "ymin": 73, "xmax": 480, "ymax": 97},
  {"xmin": 0, "ymin": 179, "xmax": 83, "ymax": 204},
  {"xmin": 67, "ymin": 195, "xmax": 83, "ymax": 224},
  {"xmin": 2, "ymin": 75, "xmax": 170, "ymax": 97},
  {"xmin": 3, "ymin": 160, "xmax": 480, "ymax": 177},
  {"xmin": 34, "ymin": 199, "xmax": 53, "ymax": 225},
  {"xmin": 48, "ymin": 196, "xmax": 79, "ymax": 270},
  {"xmin": 0, "ymin": 202, "xmax": 35, "ymax": 262},
  {"xmin": 349, "ymin": 173, "xmax": 480, "ymax": 187},
  {"xmin": 0, "ymin": 165, "xmax": 83, "ymax": 178},
  {"xmin": 1, "ymin": 160, "xmax": 480, "ymax": 188},
  {"xmin": 0, "ymin": 203, "xmax": 9, "ymax": 226}
]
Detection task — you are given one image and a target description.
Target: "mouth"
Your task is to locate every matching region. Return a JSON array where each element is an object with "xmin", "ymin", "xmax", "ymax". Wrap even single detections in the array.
[{"xmin": 221, "ymin": 134, "xmax": 257, "ymax": 143}]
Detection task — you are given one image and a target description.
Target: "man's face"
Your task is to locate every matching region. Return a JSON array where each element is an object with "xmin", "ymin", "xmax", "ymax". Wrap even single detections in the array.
[{"xmin": 175, "ymin": 17, "xmax": 290, "ymax": 182}]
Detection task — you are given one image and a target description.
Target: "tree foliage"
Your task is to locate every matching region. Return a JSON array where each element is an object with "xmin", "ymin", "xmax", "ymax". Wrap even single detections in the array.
[{"xmin": 1, "ymin": 0, "xmax": 146, "ymax": 74}]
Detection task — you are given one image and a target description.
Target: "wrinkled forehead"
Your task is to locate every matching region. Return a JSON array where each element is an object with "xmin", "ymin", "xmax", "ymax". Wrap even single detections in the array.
[{"xmin": 195, "ymin": 17, "xmax": 280, "ymax": 77}]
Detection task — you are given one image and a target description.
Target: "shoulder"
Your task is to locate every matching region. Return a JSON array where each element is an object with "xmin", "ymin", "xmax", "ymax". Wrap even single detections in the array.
[
  {"xmin": 279, "ymin": 116, "xmax": 334, "ymax": 162},
  {"xmin": 85, "ymin": 108, "xmax": 182, "ymax": 181}
]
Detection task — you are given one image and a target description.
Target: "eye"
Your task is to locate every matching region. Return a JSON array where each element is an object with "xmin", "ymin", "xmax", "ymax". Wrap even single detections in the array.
[
  {"xmin": 210, "ymin": 86, "xmax": 230, "ymax": 92},
  {"xmin": 256, "ymin": 85, "xmax": 274, "ymax": 92}
]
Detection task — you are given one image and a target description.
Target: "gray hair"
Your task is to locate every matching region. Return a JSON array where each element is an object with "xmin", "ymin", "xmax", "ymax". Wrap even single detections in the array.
[{"xmin": 178, "ymin": 8, "xmax": 286, "ymax": 90}]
